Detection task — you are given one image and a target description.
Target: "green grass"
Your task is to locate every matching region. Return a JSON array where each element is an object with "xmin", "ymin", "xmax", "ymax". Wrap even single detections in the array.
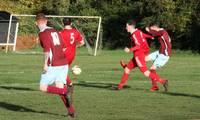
[{"xmin": 0, "ymin": 48, "xmax": 200, "ymax": 120}]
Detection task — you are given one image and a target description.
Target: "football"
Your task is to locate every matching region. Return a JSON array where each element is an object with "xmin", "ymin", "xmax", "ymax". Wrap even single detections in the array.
[{"xmin": 72, "ymin": 65, "xmax": 82, "ymax": 75}]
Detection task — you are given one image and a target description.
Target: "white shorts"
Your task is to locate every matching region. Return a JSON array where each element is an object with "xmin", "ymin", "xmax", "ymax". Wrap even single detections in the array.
[
  {"xmin": 147, "ymin": 51, "xmax": 169, "ymax": 69},
  {"xmin": 40, "ymin": 65, "xmax": 68, "ymax": 85}
]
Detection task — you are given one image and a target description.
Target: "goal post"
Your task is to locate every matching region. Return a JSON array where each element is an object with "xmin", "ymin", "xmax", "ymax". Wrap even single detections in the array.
[
  {"xmin": 0, "ymin": 13, "xmax": 19, "ymax": 53},
  {"xmin": 6, "ymin": 14, "xmax": 102, "ymax": 56}
]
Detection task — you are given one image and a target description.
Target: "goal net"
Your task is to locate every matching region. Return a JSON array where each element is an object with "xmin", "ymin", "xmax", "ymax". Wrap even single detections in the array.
[{"xmin": 5, "ymin": 14, "xmax": 102, "ymax": 56}]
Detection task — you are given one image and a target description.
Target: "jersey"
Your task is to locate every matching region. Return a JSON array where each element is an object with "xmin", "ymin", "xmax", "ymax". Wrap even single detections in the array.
[
  {"xmin": 141, "ymin": 32, "xmax": 154, "ymax": 55},
  {"xmin": 60, "ymin": 28, "xmax": 83, "ymax": 64},
  {"xmin": 130, "ymin": 29, "xmax": 150, "ymax": 56},
  {"xmin": 39, "ymin": 27, "xmax": 67, "ymax": 66},
  {"xmin": 148, "ymin": 29, "xmax": 172, "ymax": 56}
]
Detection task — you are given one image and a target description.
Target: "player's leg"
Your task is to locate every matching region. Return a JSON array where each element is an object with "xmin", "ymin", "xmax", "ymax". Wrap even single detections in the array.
[
  {"xmin": 66, "ymin": 76, "xmax": 73, "ymax": 86},
  {"xmin": 120, "ymin": 60, "xmax": 127, "ymax": 68},
  {"xmin": 152, "ymin": 53, "xmax": 169, "ymax": 84},
  {"xmin": 66, "ymin": 58, "xmax": 74, "ymax": 103},
  {"xmin": 66, "ymin": 75, "xmax": 74, "ymax": 101},
  {"xmin": 117, "ymin": 58, "xmax": 136, "ymax": 89},
  {"xmin": 66, "ymin": 55, "xmax": 75, "ymax": 86},
  {"xmin": 57, "ymin": 82, "xmax": 75, "ymax": 117},
  {"xmin": 150, "ymin": 54, "xmax": 169, "ymax": 91},
  {"xmin": 60, "ymin": 94, "xmax": 75, "ymax": 117},
  {"xmin": 39, "ymin": 66, "xmax": 67, "ymax": 95},
  {"xmin": 149, "ymin": 68, "xmax": 159, "ymax": 91},
  {"xmin": 145, "ymin": 51, "xmax": 159, "ymax": 91},
  {"xmin": 145, "ymin": 51, "xmax": 159, "ymax": 62},
  {"xmin": 55, "ymin": 65, "xmax": 75, "ymax": 117},
  {"xmin": 144, "ymin": 70, "xmax": 168, "ymax": 92},
  {"xmin": 66, "ymin": 75, "xmax": 74, "ymax": 100},
  {"xmin": 136, "ymin": 55, "xmax": 168, "ymax": 92}
]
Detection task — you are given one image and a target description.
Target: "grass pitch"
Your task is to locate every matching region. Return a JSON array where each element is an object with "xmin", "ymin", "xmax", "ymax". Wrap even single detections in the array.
[{"xmin": 0, "ymin": 48, "xmax": 200, "ymax": 120}]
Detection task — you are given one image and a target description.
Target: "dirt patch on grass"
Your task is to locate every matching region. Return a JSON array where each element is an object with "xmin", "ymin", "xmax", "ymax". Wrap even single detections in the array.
[
  {"xmin": 16, "ymin": 34, "xmax": 39, "ymax": 50},
  {"xmin": 0, "ymin": 35, "xmax": 38, "ymax": 51}
]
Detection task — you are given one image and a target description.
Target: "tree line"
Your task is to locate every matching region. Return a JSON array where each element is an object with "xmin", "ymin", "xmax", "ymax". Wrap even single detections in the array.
[{"xmin": 1, "ymin": 0, "xmax": 200, "ymax": 52}]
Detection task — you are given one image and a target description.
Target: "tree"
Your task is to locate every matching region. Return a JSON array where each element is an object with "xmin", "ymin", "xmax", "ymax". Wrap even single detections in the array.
[{"xmin": 1, "ymin": 0, "xmax": 200, "ymax": 52}]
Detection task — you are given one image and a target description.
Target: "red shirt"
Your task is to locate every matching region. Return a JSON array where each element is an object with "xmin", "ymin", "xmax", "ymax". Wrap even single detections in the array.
[
  {"xmin": 39, "ymin": 27, "xmax": 67, "ymax": 66},
  {"xmin": 60, "ymin": 28, "xmax": 83, "ymax": 62},
  {"xmin": 130, "ymin": 29, "xmax": 151, "ymax": 56},
  {"xmin": 148, "ymin": 29, "xmax": 172, "ymax": 56}
]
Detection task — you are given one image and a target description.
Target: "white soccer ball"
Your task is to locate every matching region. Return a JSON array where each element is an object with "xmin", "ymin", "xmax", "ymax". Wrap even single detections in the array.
[{"xmin": 72, "ymin": 65, "xmax": 81, "ymax": 75}]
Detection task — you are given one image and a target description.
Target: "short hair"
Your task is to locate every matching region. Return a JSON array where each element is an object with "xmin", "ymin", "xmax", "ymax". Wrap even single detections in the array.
[
  {"xmin": 149, "ymin": 22, "xmax": 160, "ymax": 28},
  {"xmin": 36, "ymin": 13, "xmax": 47, "ymax": 21},
  {"xmin": 127, "ymin": 19, "xmax": 136, "ymax": 26},
  {"xmin": 63, "ymin": 18, "xmax": 72, "ymax": 26}
]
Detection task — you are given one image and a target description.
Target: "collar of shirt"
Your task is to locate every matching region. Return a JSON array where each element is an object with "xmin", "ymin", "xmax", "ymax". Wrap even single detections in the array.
[
  {"xmin": 40, "ymin": 26, "xmax": 52, "ymax": 32},
  {"xmin": 131, "ymin": 28, "xmax": 138, "ymax": 35}
]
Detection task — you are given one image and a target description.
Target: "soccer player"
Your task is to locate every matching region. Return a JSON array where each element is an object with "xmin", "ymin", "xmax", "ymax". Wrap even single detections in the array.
[
  {"xmin": 145, "ymin": 24, "xmax": 172, "ymax": 91},
  {"xmin": 60, "ymin": 18, "xmax": 85, "ymax": 87},
  {"xmin": 120, "ymin": 32, "xmax": 154, "ymax": 68},
  {"xmin": 35, "ymin": 13, "xmax": 75, "ymax": 117},
  {"xmin": 113, "ymin": 20, "xmax": 168, "ymax": 92}
]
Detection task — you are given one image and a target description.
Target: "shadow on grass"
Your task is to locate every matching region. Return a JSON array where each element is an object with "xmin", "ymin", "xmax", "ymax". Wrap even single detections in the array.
[
  {"xmin": 74, "ymin": 81, "xmax": 131, "ymax": 90},
  {"xmin": 0, "ymin": 102, "xmax": 66, "ymax": 117},
  {"xmin": 161, "ymin": 92, "xmax": 200, "ymax": 99},
  {"xmin": 0, "ymin": 86, "xmax": 36, "ymax": 91}
]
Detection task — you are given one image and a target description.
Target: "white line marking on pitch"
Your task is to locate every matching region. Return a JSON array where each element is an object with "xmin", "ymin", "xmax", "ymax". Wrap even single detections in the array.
[{"xmin": 0, "ymin": 71, "xmax": 25, "ymax": 74}]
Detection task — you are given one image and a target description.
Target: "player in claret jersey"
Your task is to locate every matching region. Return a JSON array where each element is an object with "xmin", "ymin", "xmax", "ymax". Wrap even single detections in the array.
[
  {"xmin": 36, "ymin": 13, "xmax": 75, "ymax": 117},
  {"xmin": 145, "ymin": 23, "xmax": 172, "ymax": 91},
  {"xmin": 113, "ymin": 19, "xmax": 168, "ymax": 92},
  {"xmin": 60, "ymin": 18, "xmax": 85, "ymax": 87}
]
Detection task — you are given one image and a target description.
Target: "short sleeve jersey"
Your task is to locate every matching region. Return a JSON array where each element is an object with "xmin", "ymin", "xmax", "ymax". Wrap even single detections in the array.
[
  {"xmin": 39, "ymin": 27, "xmax": 67, "ymax": 66},
  {"xmin": 60, "ymin": 28, "xmax": 83, "ymax": 58},
  {"xmin": 149, "ymin": 29, "xmax": 172, "ymax": 56},
  {"xmin": 130, "ymin": 29, "xmax": 150, "ymax": 56}
]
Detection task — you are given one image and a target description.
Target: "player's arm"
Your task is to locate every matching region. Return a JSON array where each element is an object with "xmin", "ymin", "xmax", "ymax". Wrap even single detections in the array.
[
  {"xmin": 145, "ymin": 27, "xmax": 150, "ymax": 32},
  {"xmin": 125, "ymin": 34, "xmax": 141, "ymax": 53},
  {"xmin": 43, "ymin": 52, "xmax": 49, "ymax": 73},
  {"xmin": 126, "ymin": 45, "xmax": 140, "ymax": 53},
  {"xmin": 77, "ymin": 39, "xmax": 85, "ymax": 47},
  {"xmin": 148, "ymin": 29, "xmax": 162, "ymax": 36},
  {"xmin": 39, "ymin": 32, "xmax": 50, "ymax": 73},
  {"xmin": 142, "ymin": 32, "xmax": 154, "ymax": 39},
  {"xmin": 128, "ymin": 34, "xmax": 141, "ymax": 52},
  {"xmin": 76, "ymin": 31, "xmax": 85, "ymax": 47}
]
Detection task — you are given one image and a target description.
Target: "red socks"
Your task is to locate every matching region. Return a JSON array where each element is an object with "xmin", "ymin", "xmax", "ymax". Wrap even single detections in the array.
[
  {"xmin": 150, "ymin": 70, "xmax": 158, "ymax": 87},
  {"xmin": 47, "ymin": 86, "xmax": 75, "ymax": 115},
  {"xmin": 118, "ymin": 72, "xmax": 129, "ymax": 89},
  {"xmin": 60, "ymin": 95, "xmax": 75, "ymax": 113},
  {"xmin": 149, "ymin": 71, "xmax": 165, "ymax": 85},
  {"xmin": 47, "ymin": 86, "xmax": 67, "ymax": 95}
]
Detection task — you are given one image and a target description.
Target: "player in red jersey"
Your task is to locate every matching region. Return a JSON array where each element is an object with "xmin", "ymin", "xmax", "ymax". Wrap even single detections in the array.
[
  {"xmin": 60, "ymin": 18, "xmax": 85, "ymax": 87},
  {"xmin": 145, "ymin": 24, "xmax": 172, "ymax": 91},
  {"xmin": 36, "ymin": 13, "xmax": 75, "ymax": 117},
  {"xmin": 113, "ymin": 20, "xmax": 168, "ymax": 92},
  {"xmin": 120, "ymin": 32, "xmax": 154, "ymax": 68}
]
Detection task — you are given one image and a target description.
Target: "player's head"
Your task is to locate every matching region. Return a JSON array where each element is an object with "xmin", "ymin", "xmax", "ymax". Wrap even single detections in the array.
[
  {"xmin": 35, "ymin": 13, "xmax": 47, "ymax": 30},
  {"xmin": 149, "ymin": 23, "xmax": 160, "ymax": 31},
  {"xmin": 126, "ymin": 19, "xmax": 136, "ymax": 33},
  {"xmin": 35, "ymin": 13, "xmax": 47, "ymax": 23},
  {"xmin": 63, "ymin": 17, "xmax": 72, "ymax": 26}
]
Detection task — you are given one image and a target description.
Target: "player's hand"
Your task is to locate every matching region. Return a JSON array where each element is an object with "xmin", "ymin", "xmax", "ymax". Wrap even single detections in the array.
[
  {"xmin": 43, "ymin": 64, "xmax": 48, "ymax": 74},
  {"xmin": 145, "ymin": 27, "xmax": 149, "ymax": 32},
  {"xmin": 124, "ymin": 47, "xmax": 130, "ymax": 53}
]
